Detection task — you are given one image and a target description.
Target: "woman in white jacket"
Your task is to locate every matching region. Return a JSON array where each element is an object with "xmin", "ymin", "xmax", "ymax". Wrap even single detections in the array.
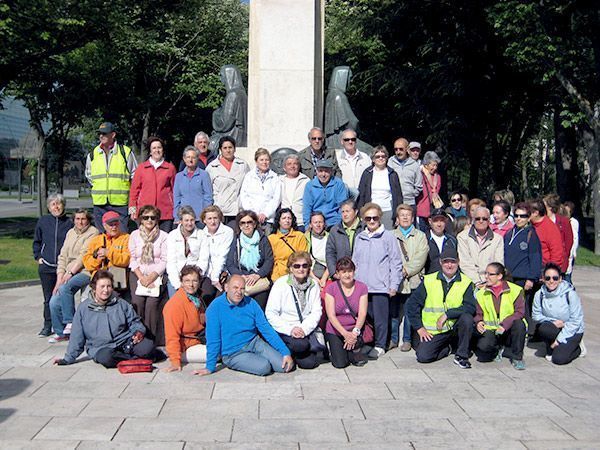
[
  {"xmin": 265, "ymin": 251, "xmax": 323, "ymax": 369},
  {"xmin": 239, "ymin": 148, "xmax": 281, "ymax": 235},
  {"xmin": 166, "ymin": 206, "xmax": 203, "ymax": 298}
]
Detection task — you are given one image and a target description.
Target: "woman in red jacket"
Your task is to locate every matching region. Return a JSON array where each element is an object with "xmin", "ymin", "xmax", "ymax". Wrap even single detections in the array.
[{"xmin": 129, "ymin": 136, "xmax": 177, "ymax": 232}]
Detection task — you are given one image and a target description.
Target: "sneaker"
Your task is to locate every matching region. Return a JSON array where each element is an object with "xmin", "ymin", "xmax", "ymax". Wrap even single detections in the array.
[
  {"xmin": 453, "ymin": 356, "xmax": 472, "ymax": 369},
  {"xmin": 48, "ymin": 335, "xmax": 69, "ymax": 344},
  {"xmin": 400, "ymin": 342, "xmax": 412, "ymax": 352},
  {"xmin": 545, "ymin": 354, "xmax": 553, "ymax": 362},
  {"xmin": 580, "ymin": 340, "xmax": 587, "ymax": 358},
  {"xmin": 512, "ymin": 359, "xmax": 526, "ymax": 370},
  {"xmin": 367, "ymin": 346, "xmax": 385, "ymax": 360},
  {"xmin": 38, "ymin": 327, "xmax": 52, "ymax": 337},
  {"xmin": 63, "ymin": 323, "xmax": 72, "ymax": 335},
  {"xmin": 350, "ymin": 353, "xmax": 368, "ymax": 367},
  {"xmin": 494, "ymin": 347, "xmax": 504, "ymax": 362},
  {"xmin": 388, "ymin": 341, "xmax": 399, "ymax": 350}
]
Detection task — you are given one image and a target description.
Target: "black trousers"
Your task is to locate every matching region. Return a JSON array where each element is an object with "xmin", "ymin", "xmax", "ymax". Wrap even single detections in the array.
[
  {"xmin": 93, "ymin": 337, "xmax": 155, "ymax": 369},
  {"xmin": 475, "ymin": 320, "xmax": 526, "ymax": 362},
  {"xmin": 200, "ymin": 277, "xmax": 219, "ymax": 306},
  {"xmin": 535, "ymin": 322, "xmax": 583, "ymax": 365},
  {"xmin": 414, "ymin": 313, "xmax": 473, "ymax": 362},
  {"xmin": 38, "ymin": 267, "xmax": 56, "ymax": 330},
  {"xmin": 367, "ymin": 293, "xmax": 390, "ymax": 349},
  {"xmin": 279, "ymin": 334, "xmax": 319, "ymax": 369},
  {"xmin": 325, "ymin": 332, "xmax": 363, "ymax": 369}
]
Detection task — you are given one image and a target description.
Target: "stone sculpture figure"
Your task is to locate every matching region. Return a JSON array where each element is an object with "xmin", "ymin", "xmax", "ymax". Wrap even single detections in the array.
[
  {"xmin": 270, "ymin": 148, "xmax": 298, "ymax": 175},
  {"xmin": 209, "ymin": 64, "xmax": 248, "ymax": 151},
  {"xmin": 324, "ymin": 66, "xmax": 371, "ymax": 153}
]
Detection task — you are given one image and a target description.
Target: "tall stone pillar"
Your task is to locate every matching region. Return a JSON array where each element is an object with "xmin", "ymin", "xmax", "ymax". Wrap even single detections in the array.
[{"xmin": 247, "ymin": 0, "xmax": 324, "ymax": 154}]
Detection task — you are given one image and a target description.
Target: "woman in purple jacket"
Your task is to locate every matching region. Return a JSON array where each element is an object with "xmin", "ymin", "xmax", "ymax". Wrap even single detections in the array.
[{"xmin": 352, "ymin": 202, "xmax": 403, "ymax": 359}]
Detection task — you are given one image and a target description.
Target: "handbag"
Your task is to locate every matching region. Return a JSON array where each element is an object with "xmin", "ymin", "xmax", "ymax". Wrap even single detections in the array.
[
  {"xmin": 244, "ymin": 277, "xmax": 271, "ymax": 296},
  {"xmin": 337, "ymin": 281, "xmax": 374, "ymax": 344},
  {"xmin": 423, "ymin": 172, "xmax": 444, "ymax": 212},
  {"xmin": 108, "ymin": 266, "xmax": 128, "ymax": 290},
  {"xmin": 135, "ymin": 275, "xmax": 162, "ymax": 297},
  {"xmin": 116, "ymin": 358, "xmax": 154, "ymax": 374},
  {"xmin": 289, "ymin": 285, "xmax": 327, "ymax": 352}
]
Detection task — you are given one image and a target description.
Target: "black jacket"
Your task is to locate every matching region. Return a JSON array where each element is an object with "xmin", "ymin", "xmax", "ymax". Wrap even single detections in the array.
[
  {"xmin": 33, "ymin": 214, "xmax": 73, "ymax": 273},
  {"xmin": 225, "ymin": 231, "xmax": 274, "ymax": 279},
  {"xmin": 424, "ymin": 231, "xmax": 458, "ymax": 274},
  {"xmin": 356, "ymin": 166, "xmax": 403, "ymax": 222}
]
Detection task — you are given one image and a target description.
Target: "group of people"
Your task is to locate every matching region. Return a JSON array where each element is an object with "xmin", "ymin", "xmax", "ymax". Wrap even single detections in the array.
[{"xmin": 33, "ymin": 121, "xmax": 585, "ymax": 374}]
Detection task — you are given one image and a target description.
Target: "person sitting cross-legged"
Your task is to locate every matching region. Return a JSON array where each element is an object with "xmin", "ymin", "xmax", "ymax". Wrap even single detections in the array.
[
  {"xmin": 406, "ymin": 246, "xmax": 476, "ymax": 368},
  {"xmin": 194, "ymin": 274, "xmax": 294, "ymax": 377},
  {"xmin": 53, "ymin": 270, "xmax": 155, "ymax": 368}
]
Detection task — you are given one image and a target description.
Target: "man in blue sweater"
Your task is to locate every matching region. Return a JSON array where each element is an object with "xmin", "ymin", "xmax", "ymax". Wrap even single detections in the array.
[
  {"xmin": 194, "ymin": 275, "xmax": 294, "ymax": 376},
  {"xmin": 302, "ymin": 159, "xmax": 348, "ymax": 228}
]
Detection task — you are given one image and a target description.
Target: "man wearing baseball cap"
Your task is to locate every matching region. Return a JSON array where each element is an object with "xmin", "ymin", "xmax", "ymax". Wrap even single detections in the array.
[
  {"xmin": 303, "ymin": 159, "xmax": 349, "ymax": 228},
  {"xmin": 425, "ymin": 208, "xmax": 458, "ymax": 274},
  {"xmin": 85, "ymin": 122, "xmax": 138, "ymax": 231},
  {"xmin": 408, "ymin": 141, "xmax": 422, "ymax": 165},
  {"xmin": 82, "ymin": 211, "xmax": 130, "ymax": 280},
  {"xmin": 406, "ymin": 246, "xmax": 475, "ymax": 369}
]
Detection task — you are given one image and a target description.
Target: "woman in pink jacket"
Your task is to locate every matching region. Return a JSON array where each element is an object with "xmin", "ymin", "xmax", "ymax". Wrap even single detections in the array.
[{"xmin": 416, "ymin": 151, "xmax": 443, "ymax": 232}]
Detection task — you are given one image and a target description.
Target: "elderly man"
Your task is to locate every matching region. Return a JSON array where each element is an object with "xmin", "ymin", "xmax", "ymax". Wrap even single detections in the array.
[
  {"xmin": 298, "ymin": 127, "xmax": 341, "ymax": 179},
  {"xmin": 179, "ymin": 131, "xmax": 216, "ymax": 171},
  {"xmin": 408, "ymin": 141, "xmax": 422, "ymax": 164},
  {"xmin": 388, "ymin": 137, "xmax": 423, "ymax": 210},
  {"xmin": 457, "ymin": 206, "xmax": 504, "ymax": 286},
  {"xmin": 406, "ymin": 247, "xmax": 476, "ymax": 368},
  {"xmin": 195, "ymin": 275, "xmax": 294, "ymax": 376},
  {"xmin": 325, "ymin": 199, "xmax": 365, "ymax": 277},
  {"xmin": 280, "ymin": 154, "xmax": 310, "ymax": 231},
  {"xmin": 425, "ymin": 208, "xmax": 458, "ymax": 274},
  {"xmin": 85, "ymin": 122, "xmax": 137, "ymax": 231},
  {"xmin": 336, "ymin": 129, "xmax": 371, "ymax": 199},
  {"xmin": 303, "ymin": 159, "xmax": 348, "ymax": 229}
]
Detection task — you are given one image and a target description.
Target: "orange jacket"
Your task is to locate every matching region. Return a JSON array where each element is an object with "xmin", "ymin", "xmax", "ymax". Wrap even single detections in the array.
[
  {"xmin": 268, "ymin": 230, "xmax": 308, "ymax": 281},
  {"xmin": 163, "ymin": 288, "xmax": 206, "ymax": 368},
  {"xmin": 82, "ymin": 233, "xmax": 130, "ymax": 275}
]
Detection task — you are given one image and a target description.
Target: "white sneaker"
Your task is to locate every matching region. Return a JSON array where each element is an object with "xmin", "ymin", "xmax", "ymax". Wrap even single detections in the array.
[
  {"xmin": 63, "ymin": 323, "xmax": 72, "ymax": 335},
  {"xmin": 545, "ymin": 354, "xmax": 553, "ymax": 362},
  {"xmin": 580, "ymin": 340, "xmax": 587, "ymax": 358}
]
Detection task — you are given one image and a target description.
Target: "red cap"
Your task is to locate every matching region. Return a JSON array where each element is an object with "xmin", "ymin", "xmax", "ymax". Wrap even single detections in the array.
[{"xmin": 102, "ymin": 211, "xmax": 120, "ymax": 225}]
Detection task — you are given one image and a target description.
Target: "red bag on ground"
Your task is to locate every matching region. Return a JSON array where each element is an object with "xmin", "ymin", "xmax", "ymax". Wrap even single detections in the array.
[{"xmin": 116, "ymin": 359, "xmax": 154, "ymax": 374}]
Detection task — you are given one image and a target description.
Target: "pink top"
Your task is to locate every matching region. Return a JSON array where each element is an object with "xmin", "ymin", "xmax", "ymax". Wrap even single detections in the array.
[
  {"xmin": 491, "ymin": 220, "xmax": 514, "ymax": 238},
  {"xmin": 128, "ymin": 229, "xmax": 168, "ymax": 275},
  {"xmin": 416, "ymin": 171, "xmax": 441, "ymax": 218},
  {"xmin": 325, "ymin": 280, "xmax": 369, "ymax": 336}
]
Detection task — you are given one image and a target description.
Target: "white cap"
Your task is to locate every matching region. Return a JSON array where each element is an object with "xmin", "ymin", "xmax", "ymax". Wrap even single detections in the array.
[{"xmin": 409, "ymin": 141, "xmax": 421, "ymax": 149}]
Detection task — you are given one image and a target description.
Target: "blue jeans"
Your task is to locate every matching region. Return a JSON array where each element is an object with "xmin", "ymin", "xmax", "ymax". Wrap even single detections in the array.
[
  {"xmin": 49, "ymin": 273, "xmax": 90, "ymax": 336},
  {"xmin": 222, "ymin": 335, "xmax": 287, "ymax": 376},
  {"xmin": 166, "ymin": 280, "xmax": 178, "ymax": 299},
  {"xmin": 390, "ymin": 293, "xmax": 412, "ymax": 344}
]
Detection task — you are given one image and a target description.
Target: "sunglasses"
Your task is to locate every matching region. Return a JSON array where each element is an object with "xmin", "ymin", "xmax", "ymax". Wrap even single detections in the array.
[
  {"xmin": 409, "ymin": 148, "xmax": 420, "ymax": 151},
  {"xmin": 485, "ymin": 271, "xmax": 499, "ymax": 276},
  {"xmin": 292, "ymin": 263, "xmax": 309, "ymax": 269},
  {"xmin": 474, "ymin": 217, "xmax": 489, "ymax": 222},
  {"xmin": 239, "ymin": 220, "xmax": 255, "ymax": 226},
  {"xmin": 544, "ymin": 275, "xmax": 560, "ymax": 281},
  {"xmin": 514, "ymin": 214, "xmax": 530, "ymax": 218},
  {"xmin": 373, "ymin": 154, "xmax": 387, "ymax": 160},
  {"xmin": 451, "ymin": 198, "xmax": 462, "ymax": 202},
  {"xmin": 365, "ymin": 216, "xmax": 380, "ymax": 222},
  {"xmin": 394, "ymin": 147, "xmax": 406, "ymax": 151},
  {"xmin": 310, "ymin": 137, "xmax": 324, "ymax": 141},
  {"xmin": 343, "ymin": 137, "xmax": 357, "ymax": 142},
  {"xmin": 142, "ymin": 215, "xmax": 157, "ymax": 221}
]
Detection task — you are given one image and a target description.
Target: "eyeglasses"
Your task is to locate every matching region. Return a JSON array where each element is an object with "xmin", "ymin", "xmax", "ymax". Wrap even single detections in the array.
[
  {"xmin": 364, "ymin": 216, "xmax": 380, "ymax": 222},
  {"xmin": 514, "ymin": 214, "xmax": 530, "ymax": 218},
  {"xmin": 485, "ymin": 271, "xmax": 499, "ymax": 276},
  {"xmin": 474, "ymin": 217, "xmax": 489, "ymax": 222},
  {"xmin": 409, "ymin": 148, "xmax": 420, "ymax": 152},
  {"xmin": 394, "ymin": 147, "xmax": 406, "ymax": 151},
  {"xmin": 544, "ymin": 275, "xmax": 560, "ymax": 281},
  {"xmin": 451, "ymin": 198, "xmax": 462, "ymax": 202},
  {"xmin": 373, "ymin": 154, "xmax": 387, "ymax": 160},
  {"xmin": 343, "ymin": 137, "xmax": 357, "ymax": 142},
  {"xmin": 142, "ymin": 215, "xmax": 157, "ymax": 221},
  {"xmin": 310, "ymin": 136, "xmax": 324, "ymax": 141},
  {"xmin": 239, "ymin": 220, "xmax": 255, "ymax": 226},
  {"xmin": 292, "ymin": 263, "xmax": 309, "ymax": 269}
]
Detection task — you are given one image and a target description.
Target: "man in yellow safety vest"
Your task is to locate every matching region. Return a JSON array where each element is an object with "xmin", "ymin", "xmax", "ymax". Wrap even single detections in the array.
[
  {"xmin": 406, "ymin": 246, "xmax": 476, "ymax": 368},
  {"xmin": 85, "ymin": 122, "xmax": 137, "ymax": 231}
]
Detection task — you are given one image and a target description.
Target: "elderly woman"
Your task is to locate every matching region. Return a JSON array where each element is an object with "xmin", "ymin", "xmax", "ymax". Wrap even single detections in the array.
[
  {"xmin": 265, "ymin": 252, "xmax": 323, "ymax": 369},
  {"xmin": 239, "ymin": 148, "xmax": 282, "ymax": 234},
  {"xmin": 33, "ymin": 193, "xmax": 73, "ymax": 337},
  {"xmin": 166, "ymin": 205, "xmax": 203, "ymax": 298},
  {"xmin": 163, "ymin": 265, "xmax": 207, "ymax": 372},
  {"xmin": 280, "ymin": 153, "xmax": 310, "ymax": 232},
  {"xmin": 474, "ymin": 263, "xmax": 527, "ymax": 370},
  {"xmin": 48, "ymin": 209, "xmax": 98, "ymax": 343},
  {"xmin": 353, "ymin": 202, "xmax": 403, "ymax": 359},
  {"xmin": 533, "ymin": 263, "xmax": 585, "ymax": 365},
  {"xmin": 357, "ymin": 145, "xmax": 403, "ymax": 230},
  {"xmin": 268, "ymin": 208, "xmax": 308, "ymax": 282},
  {"xmin": 415, "ymin": 151, "xmax": 443, "ymax": 231},
  {"xmin": 173, "ymin": 145, "xmax": 213, "ymax": 226},
  {"xmin": 491, "ymin": 200, "xmax": 514, "ymax": 238},
  {"xmin": 324, "ymin": 257, "xmax": 369, "ymax": 368},
  {"xmin": 129, "ymin": 136, "xmax": 177, "ymax": 232},
  {"xmin": 194, "ymin": 205, "xmax": 234, "ymax": 303},
  {"xmin": 206, "ymin": 136, "xmax": 250, "ymax": 225},
  {"xmin": 446, "ymin": 191, "xmax": 468, "ymax": 220},
  {"xmin": 305, "ymin": 211, "xmax": 330, "ymax": 287},
  {"xmin": 225, "ymin": 210, "xmax": 274, "ymax": 309},
  {"xmin": 54, "ymin": 270, "xmax": 155, "ymax": 368},
  {"xmin": 129, "ymin": 205, "xmax": 168, "ymax": 341}
]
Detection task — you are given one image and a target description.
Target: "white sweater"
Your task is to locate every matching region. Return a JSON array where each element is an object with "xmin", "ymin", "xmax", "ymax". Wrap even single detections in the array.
[
  {"xmin": 194, "ymin": 224, "xmax": 234, "ymax": 282},
  {"xmin": 239, "ymin": 169, "xmax": 282, "ymax": 222},
  {"xmin": 280, "ymin": 173, "xmax": 310, "ymax": 226},
  {"xmin": 166, "ymin": 226, "xmax": 204, "ymax": 289}
]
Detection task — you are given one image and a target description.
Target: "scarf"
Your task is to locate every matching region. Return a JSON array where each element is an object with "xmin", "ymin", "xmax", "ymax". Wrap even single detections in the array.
[
  {"xmin": 291, "ymin": 275, "xmax": 312, "ymax": 310},
  {"xmin": 239, "ymin": 230, "xmax": 261, "ymax": 271},
  {"xmin": 399, "ymin": 225, "xmax": 414, "ymax": 237},
  {"xmin": 88, "ymin": 293, "xmax": 118, "ymax": 312},
  {"xmin": 139, "ymin": 225, "xmax": 160, "ymax": 265},
  {"xmin": 75, "ymin": 223, "xmax": 91, "ymax": 235},
  {"xmin": 186, "ymin": 292, "xmax": 204, "ymax": 310},
  {"xmin": 180, "ymin": 225, "xmax": 194, "ymax": 257},
  {"xmin": 256, "ymin": 168, "xmax": 268, "ymax": 184},
  {"xmin": 450, "ymin": 207, "xmax": 467, "ymax": 217}
]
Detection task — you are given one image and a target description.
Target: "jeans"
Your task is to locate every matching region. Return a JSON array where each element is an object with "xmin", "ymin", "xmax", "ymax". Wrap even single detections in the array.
[
  {"xmin": 390, "ymin": 293, "xmax": 412, "ymax": 344},
  {"xmin": 49, "ymin": 272, "xmax": 90, "ymax": 336},
  {"xmin": 368, "ymin": 293, "xmax": 390, "ymax": 349},
  {"xmin": 38, "ymin": 267, "xmax": 56, "ymax": 331},
  {"xmin": 93, "ymin": 205, "xmax": 129, "ymax": 233},
  {"xmin": 167, "ymin": 280, "xmax": 177, "ymax": 299},
  {"xmin": 222, "ymin": 335, "xmax": 288, "ymax": 376}
]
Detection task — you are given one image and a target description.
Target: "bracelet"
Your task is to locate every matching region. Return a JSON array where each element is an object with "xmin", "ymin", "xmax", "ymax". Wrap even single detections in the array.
[{"xmin": 352, "ymin": 327, "xmax": 361, "ymax": 335}]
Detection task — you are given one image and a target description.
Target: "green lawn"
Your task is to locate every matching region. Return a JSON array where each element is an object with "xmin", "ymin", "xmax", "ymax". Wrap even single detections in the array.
[
  {"xmin": 576, "ymin": 246, "xmax": 600, "ymax": 267},
  {"xmin": 0, "ymin": 237, "xmax": 38, "ymax": 283}
]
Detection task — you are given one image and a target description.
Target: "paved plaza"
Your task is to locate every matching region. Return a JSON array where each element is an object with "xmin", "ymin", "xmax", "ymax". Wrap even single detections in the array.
[{"xmin": 0, "ymin": 267, "xmax": 599, "ymax": 449}]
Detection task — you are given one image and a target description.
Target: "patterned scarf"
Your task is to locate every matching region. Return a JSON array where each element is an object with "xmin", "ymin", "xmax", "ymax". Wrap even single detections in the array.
[
  {"xmin": 291, "ymin": 275, "xmax": 312, "ymax": 310},
  {"xmin": 239, "ymin": 230, "xmax": 260, "ymax": 271},
  {"xmin": 186, "ymin": 292, "xmax": 204, "ymax": 310},
  {"xmin": 180, "ymin": 224, "xmax": 194, "ymax": 257},
  {"xmin": 139, "ymin": 225, "xmax": 160, "ymax": 265}
]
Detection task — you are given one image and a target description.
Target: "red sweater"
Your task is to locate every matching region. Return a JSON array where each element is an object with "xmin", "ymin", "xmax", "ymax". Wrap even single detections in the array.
[
  {"xmin": 552, "ymin": 214, "xmax": 574, "ymax": 272},
  {"xmin": 129, "ymin": 160, "xmax": 177, "ymax": 220},
  {"xmin": 532, "ymin": 216, "xmax": 566, "ymax": 272}
]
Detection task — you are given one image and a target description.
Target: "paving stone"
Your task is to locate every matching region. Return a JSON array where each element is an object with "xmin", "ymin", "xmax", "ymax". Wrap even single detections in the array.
[
  {"xmin": 0, "ymin": 441, "xmax": 79, "ymax": 449},
  {"xmin": 499, "ymin": 365, "xmax": 599, "ymax": 384},
  {"xmin": 120, "ymin": 382, "xmax": 214, "ymax": 400},
  {"xmin": 153, "ymin": 367, "xmax": 266, "ymax": 384},
  {"xmin": 35, "ymin": 417, "xmax": 124, "ymax": 441},
  {"xmin": 31, "ymin": 381, "xmax": 128, "ymax": 399},
  {"xmin": 266, "ymin": 366, "xmax": 349, "ymax": 384},
  {"xmin": 69, "ymin": 367, "xmax": 156, "ymax": 383},
  {"xmin": 359, "ymin": 398, "xmax": 468, "ymax": 419},
  {"xmin": 411, "ymin": 441, "xmax": 526, "ymax": 449},
  {"xmin": 0, "ymin": 398, "xmax": 89, "ymax": 417},
  {"xmin": 113, "ymin": 417, "xmax": 233, "ymax": 442},
  {"xmin": 523, "ymin": 440, "xmax": 600, "ymax": 449},
  {"xmin": 77, "ymin": 442, "xmax": 184, "ymax": 449},
  {"xmin": 423, "ymin": 367, "xmax": 511, "ymax": 383},
  {"xmin": 301, "ymin": 383, "xmax": 393, "ymax": 400},
  {"xmin": 343, "ymin": 418, "xmax": 460, "ymax": 442},
  {"xmin": 0, "ymin": 366, "xmax": 79, "ymax": 382},
  {"xmin": 549, "ymin": 380, "xmax": 600, "ymax": 398},
  {"xmin": 79, "ymin": 398, "xmax": 165, "ymax": 418},
  {"xmin": 301, "ymin": 444, "xmax": 411, "ymax": 450},
  {"xmin": 344, "ymin": 367, "xmax": 430, "ymax": 384},
  {"xmin": 469, "ymin": 380, "xmax": 566, "ymax": 398},
  {"xmin": 387, "ymin": 381, "xmax": 482, "ymax": 399},
  {"xmin": 185, "ymin": 444, "xmax": 297, "ymax": 450},
  {"xmin": 450, "ymin": 417, "xmax": 573, "ymax": 441},
  {"xmin": 549, "ymin": 397, "xmax": 600, "ymax": 417},
  {"xmin": 160, "ymin": 399, "xmax": 258, "ymax": 419},
  {"xmin": 0, "ymin": 355, "xmax": 53, "ymax": 368},
  {"xmin": 212, "ymin": 382, "xmax": 302, "ymax": 400},
  {"xmin": 455, "ymin": 398, "xmax": 568, "ymax": 418},
  {"xmin": 232, "ymin": 419, "xmax": 347, "ymax": 443},
  {"xmin": 260, "ymin": 399, "xmax": 363, "ymax": 419},
  {"xmin": 0, "ymin": 416, "xmax": 51, "ymax": 440}
]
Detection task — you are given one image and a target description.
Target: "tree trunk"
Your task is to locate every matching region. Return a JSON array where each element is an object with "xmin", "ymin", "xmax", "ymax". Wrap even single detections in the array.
[
  {"xmin": 140, "ymin": 109, "xmax": 151, "ymax": 161},
  {"xmin": 30, "ymin": 119, "xmax": 47, "ymax": 217},
  {"xmin": 553, "ymin": 105, "xmax": 569, "ymax": 200},
  {"xmin": 582, "ymin": 125, "xmax": 600, "ymax": 254}
]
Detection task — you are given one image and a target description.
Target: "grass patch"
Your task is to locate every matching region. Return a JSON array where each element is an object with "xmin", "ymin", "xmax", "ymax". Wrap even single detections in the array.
[
  {"xmin": 576, "ymin": 246, "xmax": 600, "ymax": 267},
  {"xmin": 0, "ymin": 237, "xmax": 38, "ymax": 282}
]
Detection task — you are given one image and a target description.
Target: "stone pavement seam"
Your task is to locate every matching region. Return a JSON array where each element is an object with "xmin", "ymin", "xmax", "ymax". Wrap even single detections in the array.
[
  {"xmin": 548, "ymin": 416, "xmax": 579, "ymax": 441},
  {"xmin": 546, "ymin": 396, "xmax": 575, "ymax": 418},
  {"xmin": 209, "ymin": 381, "xmax": 216, "ymax": 399},
  {"xmin": 355, "ymin": 399, "xmax": 367, "ymax": 420},
  {"xmin": 466, "ymin": 381, "xmax": 489, "ymax": 399},
  {"xmin": 25, "ymin": 416, "xmax": 52, "ymax": 441},
  {"xmin": 155, "ymin": 398, "xmax": 167, "ymax": 418},
  {"xmin": 109, "ymin": 417, "xmax": 126, "ymax": 441},
  {"xmin": 340, "ymin": 417, "xmax": 352, "ymax": 443},
  {"xmin": 383, "ymin": 382, "xmax": 397, "ymax": 400},
  {"xmin": 228, "ymin": 417, "xmax": 235, "ymax": 443}
]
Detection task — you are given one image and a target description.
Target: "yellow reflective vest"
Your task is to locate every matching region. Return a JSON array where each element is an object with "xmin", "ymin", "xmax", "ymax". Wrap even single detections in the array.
[
  {"xmin": 89, "ymin": 144, "xmax": 132, "ymax": 206},
  {"xmin": 476, "ymin": 282, "xmax": 524, "ymax": 331},
  {"xmin": 421, "ymin": 272, "xmax": 472, "ymax": 335}
]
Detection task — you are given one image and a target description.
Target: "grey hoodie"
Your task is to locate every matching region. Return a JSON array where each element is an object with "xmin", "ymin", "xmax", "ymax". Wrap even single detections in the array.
[
  {"xmin": 388, "ymin": 156, "xmax": 423, "ymax": 205},
  {"xmin": 532, "ymin": 281, "xmax": 584, "ymax": 343}
]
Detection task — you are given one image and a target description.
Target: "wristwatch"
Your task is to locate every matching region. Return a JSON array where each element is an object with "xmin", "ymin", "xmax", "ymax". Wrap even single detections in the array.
[
  {"xmin": 66, "ymin": 270, "xmax": 73, "ymax": 276},
  {"xmin": 352, "ymin": 327, "xmax": 361, "ymax": 335}
]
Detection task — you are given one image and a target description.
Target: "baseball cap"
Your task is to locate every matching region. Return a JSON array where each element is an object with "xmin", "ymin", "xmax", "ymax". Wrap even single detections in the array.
[
  {"xmin": 98, "ymin": 122, "xmax": 115, "ymax": 134},
  {"xmin": 439, "ymin": 247, "xmax": 458, "ymax": 262},
  {"xmin": 409, "ymin": 141, "xmax": 421, "ymax": 149},
  {"xmin": 102, "ymin": 211, "xmax": 120, "ymax": 225},
  {"xmin": 316, "ymin": 159, "xmax": 334, "ymax": 169},
  {"xmin": 430, "ymin": 208, "xmax": 448, "ymax": 219}
]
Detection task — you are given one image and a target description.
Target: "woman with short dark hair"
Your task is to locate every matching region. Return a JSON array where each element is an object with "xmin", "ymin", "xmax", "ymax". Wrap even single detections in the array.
[{"xmin": 268, "ymin": 208, "xmax": 308, "ymax": 282}]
